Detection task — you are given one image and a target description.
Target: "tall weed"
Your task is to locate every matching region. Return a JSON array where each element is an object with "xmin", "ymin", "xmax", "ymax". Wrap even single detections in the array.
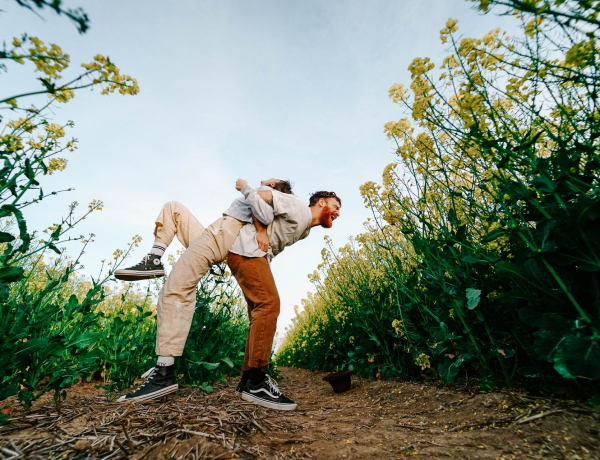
[
  {"xmin": 0, "ymin": 4, "xmax": 247, "ymax": 416},
  {"xmin": 279, "ymin": 2, "xmax": 600, "ymax": 399}
]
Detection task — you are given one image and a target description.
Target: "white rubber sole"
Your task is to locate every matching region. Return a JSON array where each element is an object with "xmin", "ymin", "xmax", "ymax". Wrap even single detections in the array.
[
  {"xmin": 114, "ymin": 269, "xmax": 165, "ymax": 281},
  {"xmin": 117, "ymin": 384, "xmax": 178, "ymax": 403},
  {"xmin": 241, "ymin": 392, "xmax": 297, "ymax": 411}
]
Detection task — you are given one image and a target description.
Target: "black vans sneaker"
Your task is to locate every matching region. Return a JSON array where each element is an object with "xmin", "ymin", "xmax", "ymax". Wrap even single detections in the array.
[
  {"xmin": 242, "ymin": 375, "xmax": 297, "ymax": 411},
  {"xmin": 117, "ymin": 366, "xmax": 177, "ymax": 403},
  {"xmin": 115, "ymin": 254, "xmax": 165, "ymax": 281}
]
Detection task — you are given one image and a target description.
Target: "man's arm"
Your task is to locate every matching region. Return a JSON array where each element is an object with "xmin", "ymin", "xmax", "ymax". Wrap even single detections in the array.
[
  {"xmin": 235, "ymin": 179, "xmax": 274, "ymax": 225},
  {"xmin": 252, "ymin": 211, "xmax": 269, "ymax": 253}
]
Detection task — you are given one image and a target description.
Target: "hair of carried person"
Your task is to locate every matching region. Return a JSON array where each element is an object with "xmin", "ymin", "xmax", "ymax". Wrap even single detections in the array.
[
  {"xmin": 309, "ymin": 191, "xmax": 342, "ymax": 207},
  {"xmin": 273, "ymin": 180, "xmax": 293, "ymax": 195}
]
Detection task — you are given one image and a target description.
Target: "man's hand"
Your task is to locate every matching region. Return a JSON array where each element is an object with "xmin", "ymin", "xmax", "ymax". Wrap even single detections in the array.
[
  {"xmin": 236, "ymin": 179, "xmax": 248, "ymax": 191},
  {"xmin": 256, "ymin": 229, "xmax": 269, "ymax": 252},
  {"xmin": 252, "ymin": 210, "xmax": 269, "ymax": 252}
]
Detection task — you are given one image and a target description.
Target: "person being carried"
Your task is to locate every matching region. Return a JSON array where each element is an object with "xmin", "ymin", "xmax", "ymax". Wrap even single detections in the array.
[{"xmin": 114, "ymin": 178, "xmax": 293, "ymax": 281}]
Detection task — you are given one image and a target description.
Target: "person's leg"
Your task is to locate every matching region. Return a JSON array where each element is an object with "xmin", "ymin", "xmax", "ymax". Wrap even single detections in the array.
[
  {"xmin": 234, "ymin": 292, "xmax": 254, "ymax": 394},
  {"xmin": 227, "ymin": 254, "xmax": 279, "ymax": 371},
  {"xmin": 228, "ymin": 253, "xmax": 295, "ymax": 410},
  {"xmin": 115, "ymin": 202, "xmax": 206, "ymax": 281},
  {"xmin": 117, "ymin": 216, "xmax": 244, "ymax": 403},
  {"xmin": 241, "ymin": 294, "xmax": 255, "ymax": 373},
  {"xmin": 155, "ymin": 216, "xmax": 243, "ymax": 356},
  {"xmin": 153, "ymin": 201, "xmax": 205, "ymax": 250}
]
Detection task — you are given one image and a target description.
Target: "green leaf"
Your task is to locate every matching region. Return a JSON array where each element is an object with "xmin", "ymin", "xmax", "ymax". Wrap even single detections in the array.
[
  {"xmin": 553, "ymin": 348, "xmax": 575, "ymax": 379},
  {"xmin": 411, "ymin": 234, "xmax": 423, "ymax": 255},
  {"xmin": 0, "ymin": 204, "xmax": 30, "ymax": 254},
  {"xmin": 16, "ymin": 338, "xmax": 48, "ymax": 355},
  {"xmin": 47, "ymin": 243, "xmax": 61, "ymax": 255},
  {"xmin": 530, "ymin": 176, "xmax": 556, "ymax": 193},
  {"xmin": 466, "ymin": 288, "xmax": 481, "ymax": 310},
  {"xmin": 65, "ymin": 294, "xmax": 79, "ymax": 314},
  {"xmin": 563, "ymin": 336, "xmax": 600, "ymax": 380},
  {"xmin": 220, "ymin": 357, "xmax": 234, "ymax": 368},
  {"xmin": 438, "ymin": 359, "xmax": 461, "ymax": 383},
  {"xmin": 201, "ymin": 362, "xmax": 220, "ymax": 370},
  {"xmin": 534, "ymin": 322, "xmax": 568, "ymax": 361},
  {"xmin": 368, "ymin": 333, "xmax": 381, "ymax": 346},
  {"xmin": 447, "ymin": 208, "xmax": 457, "ymax": 224},
  {"xmin": 0, "ymin": 384, "xmax": 19, "ymax": 401},
  {"xmin": 0, "ymin": 266, "xmax": 24, "ymax": 283},
  {"xmin": 0, "ymin": 232, "xmax": 15, "ymax": 243},
  {"xmin": 71, "ymin": 332, "xmax": 102, "ymax": 349},
  {"xmin": 44, "ymin": 341, "xmax": 67, "ymax": 358},
  {"xmin": 478, "ymin": 375, "xmax": 496, "ymax": 391},
  {"xmin": 199, "ymin": 382, "xmax": 213, "ymax": 394},
  {"xmin": 461, "ymin": 255, "xmax": 490, "ymax": 264},
  {"xmin": 495, "ymin": 261, "xmax": 526, "ymax": 279},
  {"xmin": 482, "ymin": 228, "xmax": 506, "ymax": 243},
  {"xmin": 80, "ymin": 349, "xmax": 104, "ymax": 363}
]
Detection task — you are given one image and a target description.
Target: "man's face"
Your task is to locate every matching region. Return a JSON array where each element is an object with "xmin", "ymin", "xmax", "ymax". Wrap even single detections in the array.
[
  {"xmin": 261, "ymin": 178, "xmax": 280, "ymax": 188},
  {"xmin": 319, "ymin": 198, "xmax": 341, "ymax": 228}
]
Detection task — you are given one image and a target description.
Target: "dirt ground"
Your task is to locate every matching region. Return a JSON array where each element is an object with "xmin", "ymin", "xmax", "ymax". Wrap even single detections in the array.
[{"xmin": 1, "ymin": 367, "xmax": 599, "ymax": 459}]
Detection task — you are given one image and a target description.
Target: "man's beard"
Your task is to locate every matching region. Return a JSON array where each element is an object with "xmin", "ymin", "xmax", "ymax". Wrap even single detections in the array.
[{"xmin": 319, "ymin": 206, "xmax": 333, "ymax": 228}]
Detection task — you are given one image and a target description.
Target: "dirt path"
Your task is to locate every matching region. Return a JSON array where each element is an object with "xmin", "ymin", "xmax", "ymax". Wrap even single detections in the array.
[{"xmin": 1, "ymin": 367, "xmax": 598, "ymax": 459}]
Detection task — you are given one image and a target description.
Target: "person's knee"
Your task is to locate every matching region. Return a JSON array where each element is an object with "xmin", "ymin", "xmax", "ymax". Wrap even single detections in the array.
[
  {"xmin": 164, "ymin": 200, "xmax": 182, "ymax": 210},
  {"xmin": 272, "ymin": 295, "xmax": 281, "ymax": 316}
]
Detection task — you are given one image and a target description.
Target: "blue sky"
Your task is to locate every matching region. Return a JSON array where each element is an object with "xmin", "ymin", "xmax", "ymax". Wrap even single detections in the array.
[{"xmin": 2, "ymin": 0, "xmax": 519, "ymax": 334}]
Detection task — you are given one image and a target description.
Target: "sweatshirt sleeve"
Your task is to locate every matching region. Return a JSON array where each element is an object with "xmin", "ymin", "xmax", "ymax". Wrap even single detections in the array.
[{"xmin": 240, "ymin": 184, "xmax": 275, "ymax": 225}]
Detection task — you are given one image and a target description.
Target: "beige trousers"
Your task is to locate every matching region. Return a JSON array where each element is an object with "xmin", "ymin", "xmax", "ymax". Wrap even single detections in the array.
[
  {"xmin": 154, "ymin": 202, "xmax": 244, "ymax": 356},
  {"xmin": 154, "ymin": 201, "xmax": 206, "ymax": 249}
]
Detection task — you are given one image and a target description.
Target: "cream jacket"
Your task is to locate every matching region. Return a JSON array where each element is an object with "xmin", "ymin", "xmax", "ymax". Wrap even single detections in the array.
[{"xmin": 229, "ymin": 189, "xmax": 312, "ymax": 260}]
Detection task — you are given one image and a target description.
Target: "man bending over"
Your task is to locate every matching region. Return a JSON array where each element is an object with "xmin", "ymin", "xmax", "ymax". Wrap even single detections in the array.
[{"xmin": 230, "ymin": 186, "xmax": 341, "ymax": 410}]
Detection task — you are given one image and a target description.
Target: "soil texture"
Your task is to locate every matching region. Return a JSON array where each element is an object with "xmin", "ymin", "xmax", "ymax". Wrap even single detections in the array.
[{"xmin": 1, "ymin": 367, "xmax": 598, "ymax": 459}]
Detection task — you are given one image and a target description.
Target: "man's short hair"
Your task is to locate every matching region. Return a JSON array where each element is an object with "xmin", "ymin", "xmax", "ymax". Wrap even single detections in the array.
[
  {"xmin": 273, "ymin": 180, "xmax": 293, "ymax": 195},
  {"xmin": 309, "ymin": 191, "xmax": 342, "ymax": 207}
]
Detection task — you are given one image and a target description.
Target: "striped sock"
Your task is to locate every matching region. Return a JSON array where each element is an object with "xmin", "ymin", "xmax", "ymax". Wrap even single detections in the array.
[{"xmin": 150, "ymin": 242, "xmax": 166, "ymax": 257}]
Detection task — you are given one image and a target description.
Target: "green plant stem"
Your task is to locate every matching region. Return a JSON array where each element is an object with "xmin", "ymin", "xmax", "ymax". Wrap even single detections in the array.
[{"xmin": 540, "ymin": 255, "xmax": 591, "ymax": 324}]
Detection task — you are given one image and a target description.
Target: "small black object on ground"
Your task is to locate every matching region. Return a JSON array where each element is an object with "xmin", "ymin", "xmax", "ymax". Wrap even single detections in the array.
[{"xmin": 322, "ymin": 370, "xmax": 357, "ymax": 393}]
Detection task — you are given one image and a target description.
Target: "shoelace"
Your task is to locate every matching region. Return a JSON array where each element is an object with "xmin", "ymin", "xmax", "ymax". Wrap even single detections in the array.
[
  {"xmin": 131, "ymin": 367, "xmax": 156, "ymax": 393},
  {"xmin": 265, "ymin": 375, "xmax": 282, "ymax": 396},
  {"xmin": 140, "ymin": 254, "xmax": 161, "ymax": 266}
]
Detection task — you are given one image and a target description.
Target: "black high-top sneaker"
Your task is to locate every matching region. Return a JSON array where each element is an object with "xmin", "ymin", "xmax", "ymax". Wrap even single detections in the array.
[
  {"xmin": 117, "ymin": 366, "xmax": 177, "ymax": 403},
  {"xmin": 114, "ymin": 254, "xmax": 165, "ymax": 281},
  {"xmin": 242, "ymin": 374, "xmax": 297, "ymax": 410}
]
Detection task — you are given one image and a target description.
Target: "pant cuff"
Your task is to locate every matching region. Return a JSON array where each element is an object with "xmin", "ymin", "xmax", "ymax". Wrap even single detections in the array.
[
  {"xmin": 155, "ymin": 348, "xmax": 183, "ymax": 357},
  {"xmin": 247, "ymin": 359, "xmax": 269, "ymax": 369}
]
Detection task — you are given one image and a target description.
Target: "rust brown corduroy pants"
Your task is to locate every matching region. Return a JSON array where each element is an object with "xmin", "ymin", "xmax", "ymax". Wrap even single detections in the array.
[{"xmin": 227, "ymin": 253, "xmax": 280, "ymax": 371}]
